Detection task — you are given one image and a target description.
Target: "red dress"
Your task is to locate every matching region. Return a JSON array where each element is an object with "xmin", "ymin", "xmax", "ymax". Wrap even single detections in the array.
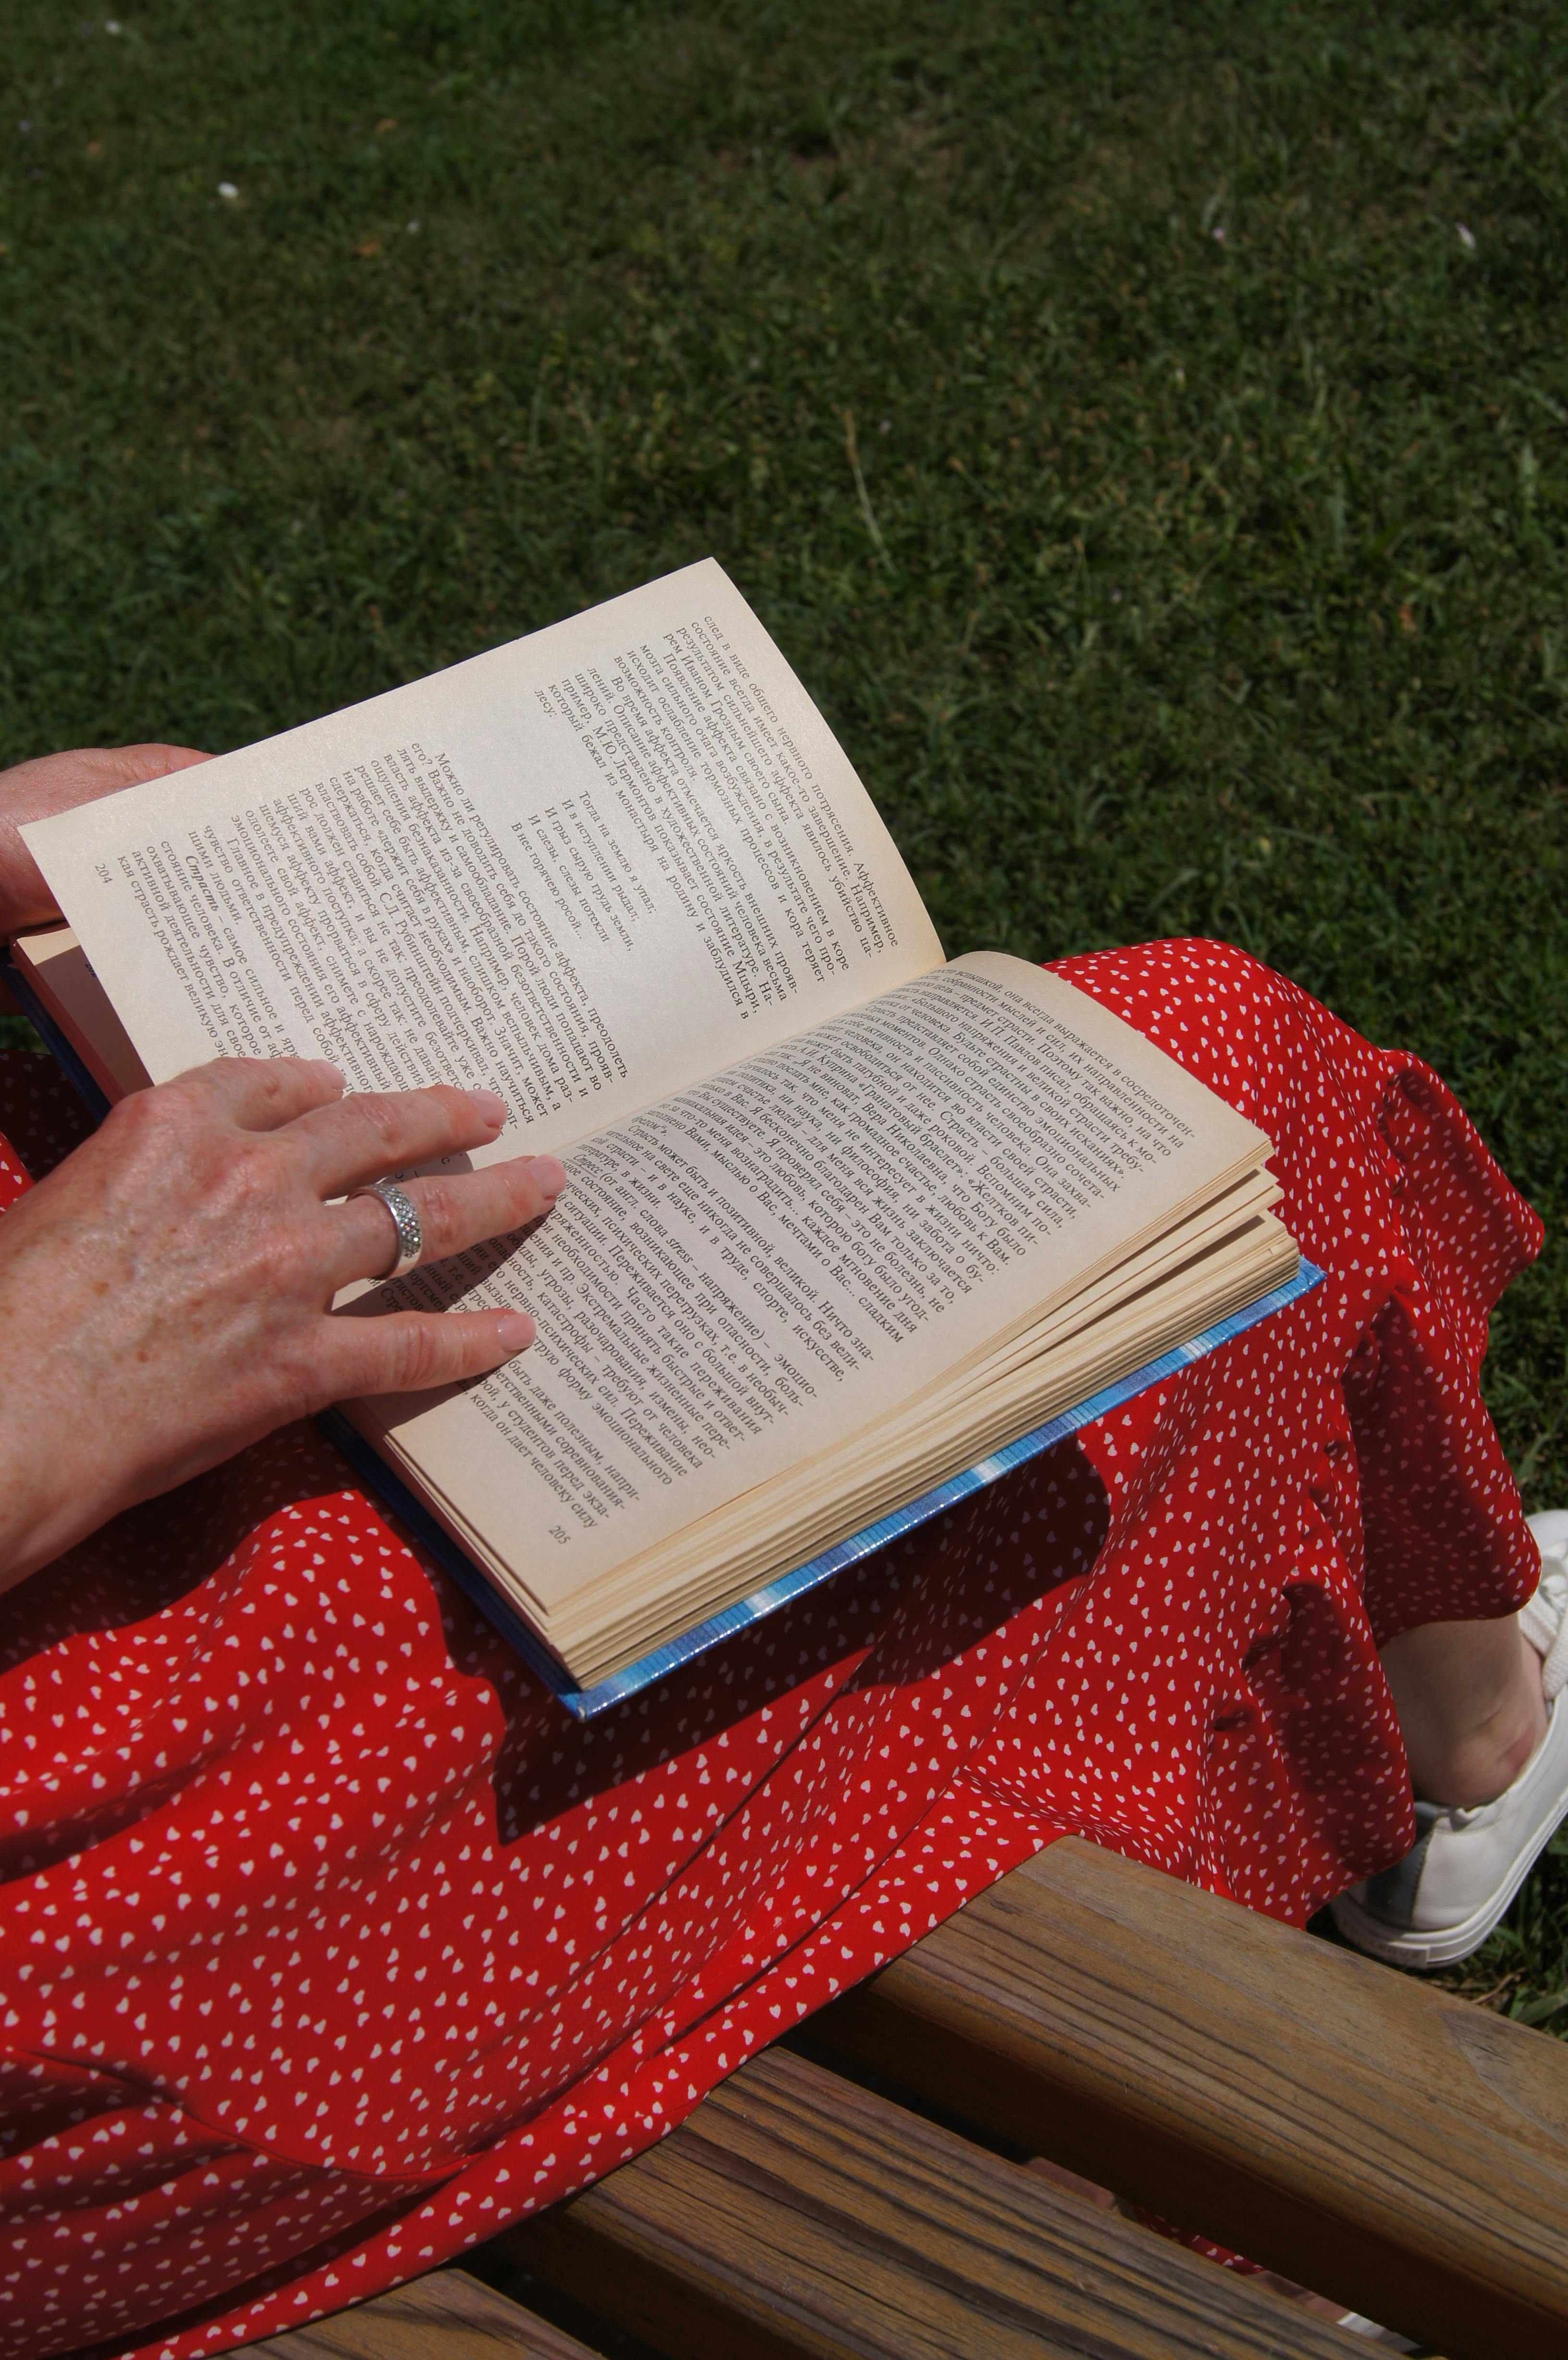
[{"xmin": 0, "ymin": 942, "xmax": 1543, "ymax": 2359}]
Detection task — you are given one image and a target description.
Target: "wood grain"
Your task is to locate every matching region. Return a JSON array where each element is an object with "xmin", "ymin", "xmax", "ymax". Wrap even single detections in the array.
[
  {"xmin": 502, "ymin": 2045, "xmax": 1362, "ymax": 2359},
  {"xmin": 245, "ymin": 2265, "xmax": 601, "ymax": 2359},
  {"xmin": 812, "ymin": 1834, "xmax": 1566, "ymax": 2359}
]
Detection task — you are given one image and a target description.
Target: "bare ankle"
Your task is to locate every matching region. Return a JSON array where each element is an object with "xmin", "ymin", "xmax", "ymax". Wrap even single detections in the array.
[
  {"xmin": 1416, "ymin": 1648, "xmax": 1548, "ymax": 1807},
  {"xmin": 1382, "ymin": 1614, "xmax": 1548, "ymax": 1812},
  {"xmin": 1419, "ymin": 1709, "xmax": 1543, "ymax": 1809}
]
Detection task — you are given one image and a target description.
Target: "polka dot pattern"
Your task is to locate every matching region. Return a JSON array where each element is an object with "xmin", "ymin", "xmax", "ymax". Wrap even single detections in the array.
[{"xmin": 0, "ymin": 943, "xmax": 1544, "ymax": 2357}]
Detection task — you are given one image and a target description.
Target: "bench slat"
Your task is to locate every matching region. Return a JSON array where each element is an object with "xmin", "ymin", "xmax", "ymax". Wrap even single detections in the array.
[
  {"xmin": 505, "ymin": 2045, "xmax": 1363, "ymax": 2358},
  {"xmin": 247, "ymin": 2266, "xmax": 600, "ymax": 2359},
  {"xmin": 813, "ymin": 1834, "xmax": 1567, "ymax": 2359}
]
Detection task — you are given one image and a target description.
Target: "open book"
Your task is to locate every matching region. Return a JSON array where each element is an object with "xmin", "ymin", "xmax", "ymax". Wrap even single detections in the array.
[{"xmin": 15, "ymin": 562, "xmax": 1313, "ymax": 1712}]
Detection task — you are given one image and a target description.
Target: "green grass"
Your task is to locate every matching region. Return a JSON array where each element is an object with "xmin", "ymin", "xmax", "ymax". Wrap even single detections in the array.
[{"xmin": 2, "ymin": 0, "xmax": 1567, "ymax": 2014}]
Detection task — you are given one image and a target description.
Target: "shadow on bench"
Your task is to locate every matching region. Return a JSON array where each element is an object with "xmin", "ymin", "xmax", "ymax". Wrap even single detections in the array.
[{"xmin": 254, "ymin": 1836, "xmax": 1568, "ymax": 2359}]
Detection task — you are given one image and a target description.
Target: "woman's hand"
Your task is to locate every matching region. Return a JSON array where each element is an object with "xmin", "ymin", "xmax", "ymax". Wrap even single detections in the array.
[
  {"xmin": 0, "ymin": 744, "xmax": 212, "ymax": 935},
  {"xmin": 0, "ymin": 1056, "xmax": 565, "ymax": 1592}
]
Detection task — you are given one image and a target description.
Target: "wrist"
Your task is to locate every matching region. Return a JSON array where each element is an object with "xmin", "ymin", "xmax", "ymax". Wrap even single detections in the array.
[
  {"xmin": 0, "ymin": 1259, "xmax": 113, "ymax": 1592},
  {"xmin": 0, "ymin": 1413, "xmax": 78, "ymax": 1596}
]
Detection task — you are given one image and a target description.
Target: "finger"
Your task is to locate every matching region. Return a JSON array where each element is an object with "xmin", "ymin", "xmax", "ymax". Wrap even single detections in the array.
[
  {"xmin": 330, "ymin": 1154, "xmax": 567, "ymax": 1287},
  {"xmin": 292, "ymin": 1083, "xmax": 510, "ymax": 1194},
  {"xmin": 322, "ymin": 1304, "xmax": 538, "ymax": 1400},
  {"xmin": 163, "ymin": 1054, "xmax": 348, "ymax": 1131},
  {"xmin": 1, "ymin": 742, "xmax": 212, "ymax": 812},
  {"xmin": 84, "ymin": 743, "xmax": 214, "ymax": 789}
]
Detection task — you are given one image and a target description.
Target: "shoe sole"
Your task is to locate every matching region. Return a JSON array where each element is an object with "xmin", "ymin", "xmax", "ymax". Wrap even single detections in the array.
[{"xmin": 1329, "ymin": 1833, "xmax": 1549, "ymax": 1971}]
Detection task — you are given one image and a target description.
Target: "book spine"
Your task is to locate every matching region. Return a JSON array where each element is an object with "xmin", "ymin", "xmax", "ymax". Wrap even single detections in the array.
[{"xmin": 0, "ymin": 950, "xmax": 113, "ymax": 1125}]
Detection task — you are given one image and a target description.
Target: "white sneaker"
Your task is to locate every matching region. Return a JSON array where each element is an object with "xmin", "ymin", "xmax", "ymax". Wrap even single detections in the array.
[
  {"xmin": 1331, "ymin": 2315, "xmax": 1421, "ymax": 2349},
  {"xmin": 1331, "ymin": 1512, "xmax": 1568, "ymax": 1972}
]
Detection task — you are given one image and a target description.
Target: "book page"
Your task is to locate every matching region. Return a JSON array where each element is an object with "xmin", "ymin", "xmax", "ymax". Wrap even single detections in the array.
[
  {"xmin": 22, "ymin": 562, "xmax": 942, "ymax": 1162},
  {"xmin": 349, "ymin": 955, "xmax": 1271, "ymax": 1626}
]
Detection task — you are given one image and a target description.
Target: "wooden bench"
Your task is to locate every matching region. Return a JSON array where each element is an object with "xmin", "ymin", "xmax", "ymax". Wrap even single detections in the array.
[{"xmin": 253, "ymin": 1836, "xmax": 1568, "ymax": 2360}]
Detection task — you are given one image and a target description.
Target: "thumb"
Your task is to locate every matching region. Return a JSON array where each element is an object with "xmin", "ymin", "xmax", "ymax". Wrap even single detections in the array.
[
  {"xmin": 1, "ymin": 745, "xmax": 214, "ymax": 934},
  {"xmin": 108, "ymin": 743, "xmax": 214, "ymax": 785}
]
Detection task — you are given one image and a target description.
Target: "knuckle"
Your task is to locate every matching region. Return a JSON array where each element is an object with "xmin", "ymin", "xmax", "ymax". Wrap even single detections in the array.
[
  {"xmin": 427, "ymin": 1084, "xmax": 480, "ymax": 1145},
  {"xmin": 101, "ymin": 1087, "xmax": 166, "ymax": 1154},
  {"xmin": 243, "ymin": 1057, "xmax": 290, "ymax": 1107},
  {"xmin": 101, "ymin": 1074, "xmax": 216, "ymax": 1175},
  {"xmin": 133, "ymin": 1070, "xmax": 204, "ymax": 1124},
  {"xmin": 501, "ymin": 1164, "xmax": 542, "ymax": 1227},
  {"xmin": 214, "ymin": 1134, "xmax": 278, "ymax": 1207},
  {"xmin": 211, "ymin": 1055, "xmax": 279, "ymax": 1106},
  {"xmin": 412, "ymin": 1178, "xmax": 460, "ymax": 1250},
  {"xmin": 355, "ymin": 1094, "xmax": 406, "ymax": 1159},
  {"xmin": 385, "ymin": 1317, "xmax": 450, "ymax": 1391},
  {"xmin": 268, "ymin": 1218, "xmax": 328, "ymax": 1298}
]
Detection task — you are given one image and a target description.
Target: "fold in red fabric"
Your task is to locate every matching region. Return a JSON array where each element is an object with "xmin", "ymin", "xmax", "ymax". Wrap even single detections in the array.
[{"xmin": 0, "ymin": 941, "xmax": 1544, "ymax": 2357}]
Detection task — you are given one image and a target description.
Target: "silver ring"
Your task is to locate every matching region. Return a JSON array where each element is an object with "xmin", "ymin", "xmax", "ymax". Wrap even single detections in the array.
[{"xmin": 350, "ymin": 1180, "xmax": 423, "ymax": 1279}]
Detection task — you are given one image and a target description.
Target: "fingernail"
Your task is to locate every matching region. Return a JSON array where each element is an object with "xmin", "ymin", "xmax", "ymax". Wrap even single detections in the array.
[
  {"xmin": 310, "ymin": 1060, "xmax": 347, "ymax": 1090},
  {"xmin": 496, "ymin": 1310, "xmax": 536, "ymax": 1355},
  {"xmin": 468, "ymin": 1088, "xmax": 508, "ymax": 1128},
  {"xmin": 529, "ymin": 1154, "xmax": 567, "ymax": 1201}
]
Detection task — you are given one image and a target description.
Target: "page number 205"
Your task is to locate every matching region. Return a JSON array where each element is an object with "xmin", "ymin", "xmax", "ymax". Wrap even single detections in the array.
[{"xmin": 549, "ymin": 1524, "xmax": 572, "ymax": 1546}]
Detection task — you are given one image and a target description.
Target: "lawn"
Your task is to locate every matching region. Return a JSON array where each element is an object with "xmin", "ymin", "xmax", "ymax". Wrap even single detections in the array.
[{"xmin": 2, "ymin": 0, "xmax": 1567, "ymax": 2016}]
